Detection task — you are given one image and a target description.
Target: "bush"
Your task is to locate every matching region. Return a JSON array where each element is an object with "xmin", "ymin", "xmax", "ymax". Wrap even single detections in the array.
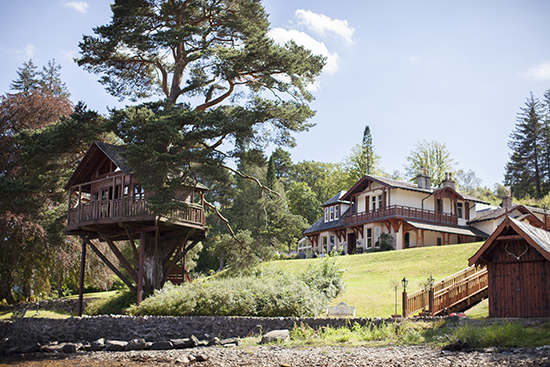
[
  {"xmin": 133, "ymin": 257, "xmax": 345, "ymax": 317},
  {"xmin": 85, "ymin": 291, "xmax": 137, "ymax": 315}
]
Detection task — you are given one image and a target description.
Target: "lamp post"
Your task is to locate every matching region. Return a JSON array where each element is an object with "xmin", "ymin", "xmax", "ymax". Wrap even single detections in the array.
[{"xmin": 401, "ymin": 277, "xmax": 409, "ymax": 318}]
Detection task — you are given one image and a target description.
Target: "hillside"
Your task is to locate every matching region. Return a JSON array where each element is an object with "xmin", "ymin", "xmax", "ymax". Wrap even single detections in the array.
[{"xmin": 265, "ymin": 242, "xmax": 483, "ymax": 318}]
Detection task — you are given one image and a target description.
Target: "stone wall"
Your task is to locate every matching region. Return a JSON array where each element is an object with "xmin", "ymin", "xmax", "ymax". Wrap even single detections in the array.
[{"xmin": 0, "ymin": 315, "xmax": 415, "ymax": 347}]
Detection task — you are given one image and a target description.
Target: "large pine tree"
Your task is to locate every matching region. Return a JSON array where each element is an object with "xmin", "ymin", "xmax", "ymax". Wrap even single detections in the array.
[{"xmin": 505, "ymin": 92, "xmax": 545, "ymax": 199}]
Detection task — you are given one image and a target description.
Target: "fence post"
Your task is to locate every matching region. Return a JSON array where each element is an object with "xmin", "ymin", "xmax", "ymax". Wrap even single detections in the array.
[
  {"xmin": 402, "ymin": 291, "xmax": 408, "ymax": 318},
  {"xmin": 428, "ymin": 288, "xmax": 434, "ymax": 315}
]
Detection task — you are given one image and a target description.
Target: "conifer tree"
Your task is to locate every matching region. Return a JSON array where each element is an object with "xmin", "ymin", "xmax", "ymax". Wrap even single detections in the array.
[
  {"xmin": 10, "ymin": 60, "xmax": 39, "ymax": 94},
  {"xmin": 505, "ymin": 92, "xmax": 545, "ymax": 199}
]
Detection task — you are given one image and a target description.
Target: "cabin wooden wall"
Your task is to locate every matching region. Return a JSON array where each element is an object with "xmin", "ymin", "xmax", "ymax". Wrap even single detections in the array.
[{"xmin": 487, "ymin": 239, "xmax": 550, "ymax": 318}]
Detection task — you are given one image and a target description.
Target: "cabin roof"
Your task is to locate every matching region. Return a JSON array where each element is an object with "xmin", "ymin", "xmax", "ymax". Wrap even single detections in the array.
[
  {"xmin": 468, "ymin": 216, "xmax": 550, "ymax": 266},
  {"xmin": 64, "ymin": 141, "xmax": 208, "ymax": 191},
  {"xmin": 405, "ymin": 221, "xmax": 489, "ymax": 238}
]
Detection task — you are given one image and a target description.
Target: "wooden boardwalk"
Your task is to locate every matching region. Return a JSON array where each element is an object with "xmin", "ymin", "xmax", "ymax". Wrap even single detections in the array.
[{"xmin": 406, "ymin": 266, "xmax": 488, "ymax": 316}]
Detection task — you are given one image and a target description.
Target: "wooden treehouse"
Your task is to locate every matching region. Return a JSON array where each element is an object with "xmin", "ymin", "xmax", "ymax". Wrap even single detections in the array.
[{"xmin": 64, "ymin": 142, "xmax": 207, "ymax": 314}]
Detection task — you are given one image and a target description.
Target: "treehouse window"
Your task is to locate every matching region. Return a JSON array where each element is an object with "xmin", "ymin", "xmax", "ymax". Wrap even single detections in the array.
[{"xmin": 134, "ymin": 185, "xmax": 145, "ymax": 200}]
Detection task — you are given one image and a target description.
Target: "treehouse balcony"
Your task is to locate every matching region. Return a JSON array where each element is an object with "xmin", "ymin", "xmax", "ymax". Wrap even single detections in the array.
[
  {"xmin": 65, "ymin": 171, "xmax": 207, "ymax": 241},
  {"xmin": 344, "ymin": 205, "xmax": 458, "ymax": 226}
]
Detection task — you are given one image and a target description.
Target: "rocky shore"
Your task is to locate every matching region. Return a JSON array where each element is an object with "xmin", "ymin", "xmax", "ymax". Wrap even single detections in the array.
[{"xmin": 3, "ymin": 345, "xmax": 550, "ymax": 366}]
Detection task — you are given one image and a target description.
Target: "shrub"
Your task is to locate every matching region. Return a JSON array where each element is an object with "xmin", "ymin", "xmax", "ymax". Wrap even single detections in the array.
[
  {"xmin": 134, "ymin": 257, "xmax": 345, "ymax": 317},
  {"xmin": 85, "ymin": 291, "xmax": 137, "ymax": 315}
]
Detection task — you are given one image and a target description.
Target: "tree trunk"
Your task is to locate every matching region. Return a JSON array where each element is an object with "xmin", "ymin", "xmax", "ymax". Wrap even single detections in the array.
[
  {"xmin": 0, "ymin": 269, "xmax": 15, "ymax": 304},
  {"xmin": 140, "ymin": 232, "xmax": 164, "ymax": 295}
]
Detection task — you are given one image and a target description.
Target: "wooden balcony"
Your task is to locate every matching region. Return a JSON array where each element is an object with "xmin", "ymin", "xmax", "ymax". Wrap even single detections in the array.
[
  {"xmin": 67, "ymin": 198, "xmax": 205, "ymax": 230},
  {"xmin": 345, "ymin": 205, "xmax": 458, "ymax": 226}
]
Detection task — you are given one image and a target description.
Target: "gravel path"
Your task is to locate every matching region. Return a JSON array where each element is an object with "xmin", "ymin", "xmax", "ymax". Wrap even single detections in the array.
[{"xmin": 3, "ymin": 345, "xmax": 550, "ymax": 367}]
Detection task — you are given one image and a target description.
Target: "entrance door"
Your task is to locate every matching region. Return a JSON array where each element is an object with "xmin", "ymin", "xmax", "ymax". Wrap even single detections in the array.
[{"xmin": 347, "ymin": 233, "xmax": 356, "ymax": 254}]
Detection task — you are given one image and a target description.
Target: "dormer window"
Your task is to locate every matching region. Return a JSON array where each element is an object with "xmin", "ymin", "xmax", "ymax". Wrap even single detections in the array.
[
  {"xmin": 325, "ymin": 207, "xmax": 329, "ymax": 221},
  {"xmin": 330, "ymin": 206, "xmax": 334, "ymax": 220},
  {"xmin": 335, "ymin": 205, "xmax": 339, "ymax": 220}
]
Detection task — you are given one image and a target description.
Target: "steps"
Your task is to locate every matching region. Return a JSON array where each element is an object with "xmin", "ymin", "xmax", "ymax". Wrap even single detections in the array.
[{"xmin": 405, "ymin": 266, "xmax": 488, "ymax": 316}]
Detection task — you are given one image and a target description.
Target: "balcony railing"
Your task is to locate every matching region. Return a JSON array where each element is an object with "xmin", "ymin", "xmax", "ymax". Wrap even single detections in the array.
[
  {"xmin": 67, "ymin": 198, "xmax": 204, "ymax": 227},
  {"xmin": 344, "ymin": 205, "xmax": 457, "ymax": 226}
]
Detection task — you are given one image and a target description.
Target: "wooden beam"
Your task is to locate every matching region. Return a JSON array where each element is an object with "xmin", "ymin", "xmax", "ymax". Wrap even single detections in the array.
[
  {"xmin": 163, "ymin": 239, "xmax": 200, "ymax": 284},
  {"xmin": 78, "ymin": 238, "xmax": 86, "ymax": 317},
  {"xmin": 81, "ymin": 236, "xmax": 137, "ymax": 292},
  {"xmin": 122, "ymin": 225, "xmax": 139, "ymax": 264},
  {"xmin": 99, "ymin": 231, "xmax": 139, "ymax": 283},
  {"xmin": 496, "ymin": 235, "xmax": 524, "ymax": 241},
  {"xmin": 137, "ymin": 231, "xmax": 145, "ymax": 306}
]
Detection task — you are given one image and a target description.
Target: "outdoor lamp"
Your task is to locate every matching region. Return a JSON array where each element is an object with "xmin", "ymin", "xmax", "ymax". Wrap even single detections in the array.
[{"xmin": 402, "ymin": 277, "xmax": 408, "ymax": 292}]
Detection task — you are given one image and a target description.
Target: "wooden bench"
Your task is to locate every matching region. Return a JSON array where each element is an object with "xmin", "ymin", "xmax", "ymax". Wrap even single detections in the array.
[{"xmin": 326, "ymin": 302, "xmax": 356, "ymax": 317}]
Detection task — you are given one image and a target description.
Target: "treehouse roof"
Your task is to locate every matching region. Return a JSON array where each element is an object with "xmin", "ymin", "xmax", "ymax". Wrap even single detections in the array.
[{"xmin": 64, "ymin": 141, "xmax": 208, "ymax": 191}]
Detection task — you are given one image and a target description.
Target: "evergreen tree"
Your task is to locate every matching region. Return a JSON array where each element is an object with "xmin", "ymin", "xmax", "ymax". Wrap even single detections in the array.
[
  {"xmin": 505, "ymin": 92, "xmax": 545, "ymax": 199},
  {"xmin": 10, "ymin": 60, "xmax": 39, "ymax": 94},
  {"xmin": 362, "ymin": 125, "xmax": 377, "ymax": 174},
  {"xmin": 40, "ymin": 59, "xmax": 70, "ymax": 98}
]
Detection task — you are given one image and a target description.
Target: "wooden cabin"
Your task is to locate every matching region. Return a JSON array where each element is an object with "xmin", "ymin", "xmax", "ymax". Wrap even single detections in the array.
[
  {"xmin": 64, "ymin": 142, "xmax": 208, "ymax": 313},
  {"xmin": 469, "ymin": 216, "xmax": 550, "ymax": 318}
]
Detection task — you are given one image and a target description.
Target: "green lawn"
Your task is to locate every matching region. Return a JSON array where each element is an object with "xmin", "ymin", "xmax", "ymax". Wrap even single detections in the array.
[{"xmin": 266, "ymin": 242, "xmax": 484, "ymax": 318}]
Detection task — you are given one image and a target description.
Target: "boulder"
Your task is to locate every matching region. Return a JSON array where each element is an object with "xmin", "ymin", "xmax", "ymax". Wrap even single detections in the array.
[
  {"xmin": 261, "ymin": 329, "xmax": 290, "ymax": 344},
  {"xmin": 105, "ymin": 340, "xmax": 128, "ymax": 351},
  {"xmin": 62, "ymin": 343, "xmax": 77, "ymax": 354},
  {"xmin": 150, "ymin": 340, "xmax": 173, "ymax": 350},
  {"xmin": 125, "ymin": 339, "xmax": 147, "ymax": 351}
]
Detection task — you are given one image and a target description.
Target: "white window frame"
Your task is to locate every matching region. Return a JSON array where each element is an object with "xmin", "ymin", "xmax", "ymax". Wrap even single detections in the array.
[
  {"xmin": 374, "ymin": 227, "xmax": 380, "ymax": 246},
  {"xmin": 335, "ymin": 205, "xmax": 339, "ymax": 220},
  {"xmin": 372, "ymin": 196, "xmax": 377, "ymax": 211},
  {"xmin": 457, "ymin": 202, "xmax": 463, "ymax": 218},
  {"xmin": 325, "ymin": 207, "xmax": 329, "ymax": 221},
  {"xmin": 367, "ymin": 228, "xmax": 372, "ymax": 248},
  {"xmin": 378, "ymin": 195, "xmax": 383, "ymax": 209},
  {"xmin": 330, "ymin": 206, "xmax": 334, "ymax": 221}
]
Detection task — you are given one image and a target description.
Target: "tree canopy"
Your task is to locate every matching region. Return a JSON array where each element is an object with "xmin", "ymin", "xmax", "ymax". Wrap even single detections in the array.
[{"xmin": 404, "ymin": 139, "xmax": 456, "ymax": 187}]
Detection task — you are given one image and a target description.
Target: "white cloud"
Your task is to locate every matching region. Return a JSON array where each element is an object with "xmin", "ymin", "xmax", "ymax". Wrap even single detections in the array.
[
  {"xmin": 268, "ymin": 28, "xmax": 340, "ymax": 74},
  {"xmin": 295, "ymin": 9, "xmax": 355, "ymax": 45},
  {"xmin": 8, "ymin": 44, "xmax": 36, "ymax": 59},
  {"xmin": 65, "ymin": 1, "xmax": 89, "ymax": 14},
  {"xmin": 520, "ymin": 62, "xmax": 550, "ymax": 80},
  {"xmin": 59, "ymin": 49, "xmax": 77, "ymax": 61}
]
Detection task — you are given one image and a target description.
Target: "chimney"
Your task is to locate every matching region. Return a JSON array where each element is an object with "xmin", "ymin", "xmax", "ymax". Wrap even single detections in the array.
[
  {"xmin": 416, "ymin": 168, "xmax": 431, "ymax": 190},
  {"xmin": 441, "ymin": 172, "xmax": 456, "ymax": 190},
  {"xmin": 501, "ymin": 195, "xmax": 512, "ymax": 208}
]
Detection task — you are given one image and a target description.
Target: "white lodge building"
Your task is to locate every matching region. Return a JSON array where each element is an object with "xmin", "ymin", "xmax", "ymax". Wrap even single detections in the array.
[{"xmin": 303, "ymin": 171, "xmax": 492, "ymax": 255}]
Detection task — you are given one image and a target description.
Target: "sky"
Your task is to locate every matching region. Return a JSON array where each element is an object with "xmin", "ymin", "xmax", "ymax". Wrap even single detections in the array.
[{"xmin": 1, "ymin": 0, "xmax": 549, "ymax": 189}]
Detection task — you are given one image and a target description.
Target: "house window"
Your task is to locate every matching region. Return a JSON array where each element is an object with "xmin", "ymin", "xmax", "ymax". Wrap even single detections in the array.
[
  {"xmin": 322, "ymin": 236, "xmax": 328, "ymax": 253},
  {"xmin": 374, "ymin": 227, "xmax": 380, "ymax": 246},
  {"xmin": 372, "ymin": 196, "xmax": 377, "ymax": 211},
  {"xmin": 436, "ymin": 199, "xmax": 443, "ymax": 213},
  {"xmin": 330, "ymin": 206, "xmax": 334, "ymax": 221},
  {"xmin": 325, "ymin": 207, "xmax": 329, "ymax": 221},
  {"xmin": 404, "ymin": 232, "xmax": 410, "ymax": 248},
  {"xmin": 330, "ymin": 235, "xmax": 335, "ymax": 252},
  {"xmin": 367, "ymin": 228, "xmax": 372, "ymax": 248},
  {"xmin": 457, "ymin": 202, "xmax": 463, "ymax": 218},
  {"xmin": 378, "ymin": 195, "xmax": 383, "ymax": 209},
  {"xmin": 335, "ymin": 205, "xmax": 339, "ymax": 220}
]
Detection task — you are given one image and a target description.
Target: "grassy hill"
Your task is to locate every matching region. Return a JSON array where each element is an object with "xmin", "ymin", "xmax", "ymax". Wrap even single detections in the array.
[{"xmin": 265, "ymin": 242, "xmax": 483, "ymax": 318}]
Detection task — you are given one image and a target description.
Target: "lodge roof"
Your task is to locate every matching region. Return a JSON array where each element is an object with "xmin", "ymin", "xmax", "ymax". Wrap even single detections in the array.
[
  {"xmin": 469, "ymin": 216, "xmax": 550, "ymax": 266},
  {"xmin": 303, "ymin": 208, "xmax": 349, "ymax": 235},
  {"xmin": 341, "ymin": 174, "xmax": 488, "ymax": 204},
  {"xmin": 469, "ymin": 204, "xmax": 544, "ymax": 227},
  {"xmin": 322, "ymin": 191, "xmax": 350, "ymax": 207}
]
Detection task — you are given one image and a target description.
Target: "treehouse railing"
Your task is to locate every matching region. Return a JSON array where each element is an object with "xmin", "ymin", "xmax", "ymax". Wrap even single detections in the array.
[
  {"xmin": 405, "ymin": 266, "xmax": 488, "ymax": 316},
  {"xmin": 345, "ymin": 205, "xmax": 458, "ymax": 226},
  {"xmin": 68, "ymin": 198, "xmax": 204, "ymax": 227}
]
